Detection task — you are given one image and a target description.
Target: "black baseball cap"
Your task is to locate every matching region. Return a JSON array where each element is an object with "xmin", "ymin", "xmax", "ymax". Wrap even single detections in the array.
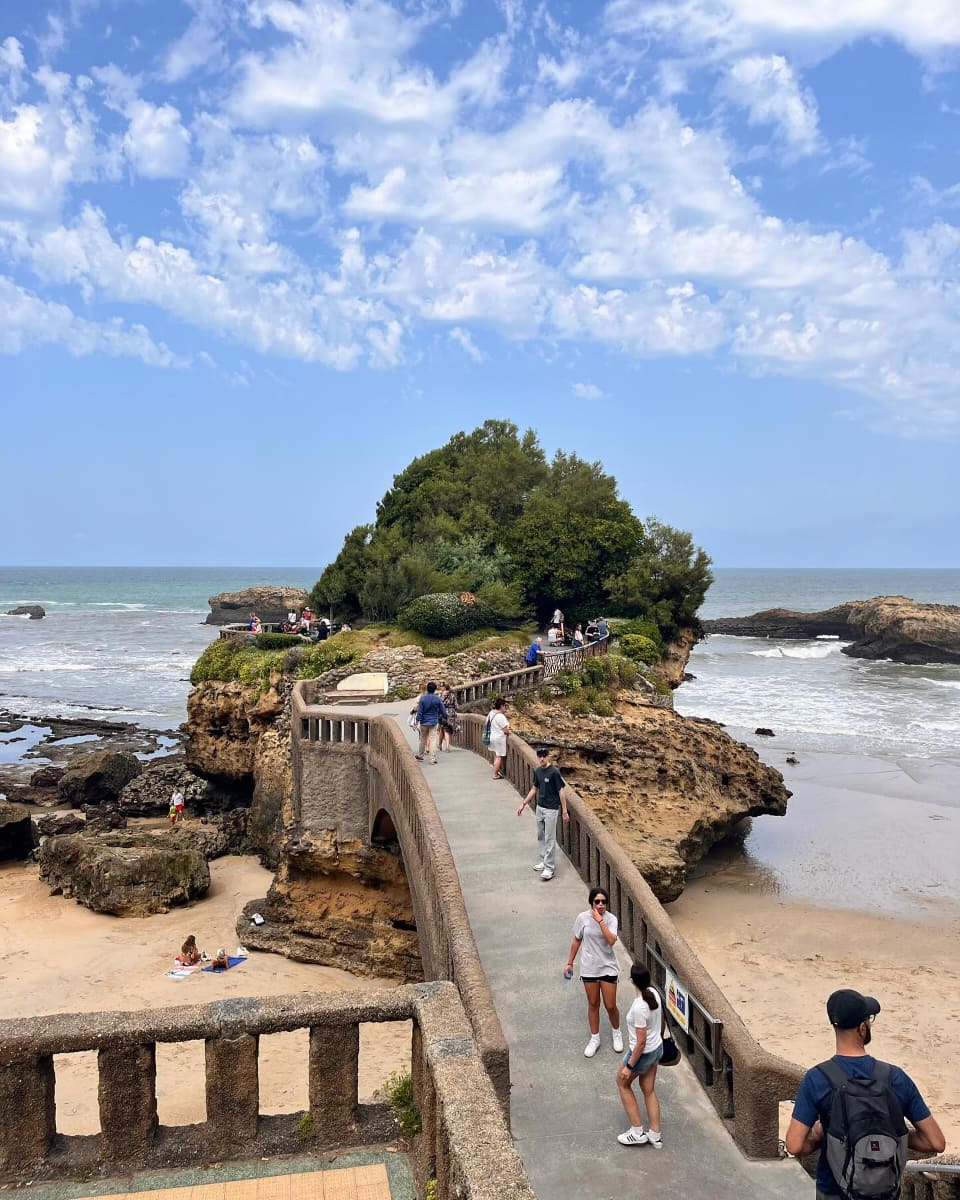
[
  {"xmin": 827, "ymin": 989, "xmax": 880, "ymax": 1030},
  {"xmin": 536, "ymin": 746, "xmax": 550, "ymax": 758}
]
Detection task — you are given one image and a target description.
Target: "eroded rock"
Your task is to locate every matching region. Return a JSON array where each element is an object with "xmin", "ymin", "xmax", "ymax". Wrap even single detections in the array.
[
  {"xmin": 205, "ymin": 586, "xmax": 310, "ymax": 626},
  {"xmin": 6, "ymin": 605, "xmax": 45, "ymax": 619},
  {"xmin": 39, "ymin": 831, "xmax": 210, "ymax": 915},
  {"xmin": 58, "ymin": 750, "xmax": 142, "ymax": 808},
  {"xmin": 0, "ymin": 800, "xmax": 38, "ymax": 859},
  {"xmin": 34, "ymin": 811, "xmax": 85, "ymax": 837}
]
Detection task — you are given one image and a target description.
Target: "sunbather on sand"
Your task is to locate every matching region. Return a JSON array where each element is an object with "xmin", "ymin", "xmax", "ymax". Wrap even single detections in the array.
[
  {"xmin": 176, "ymin": 934, "xmax": 202, "ymax": 966},
  {"xmin": 210, "ymin": 947, "xmax": 229, "ymax": 970}
]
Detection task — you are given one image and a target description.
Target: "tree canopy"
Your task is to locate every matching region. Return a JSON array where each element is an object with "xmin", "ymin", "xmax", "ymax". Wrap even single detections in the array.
[{"xmin": 310, "ymin": 420, "xmax": 712, "ymax": 639}]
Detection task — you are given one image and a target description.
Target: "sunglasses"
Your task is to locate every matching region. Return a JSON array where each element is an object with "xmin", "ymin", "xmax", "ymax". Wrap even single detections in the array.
[{"xmin": 593, "ymin": 898, "xmax": 607, "ymax": 906}]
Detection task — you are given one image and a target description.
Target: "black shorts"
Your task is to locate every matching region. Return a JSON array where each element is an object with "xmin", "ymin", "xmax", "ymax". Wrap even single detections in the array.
[{"xmin": 580, "ymin": 975, "xmax": 619, "ymax": 985}]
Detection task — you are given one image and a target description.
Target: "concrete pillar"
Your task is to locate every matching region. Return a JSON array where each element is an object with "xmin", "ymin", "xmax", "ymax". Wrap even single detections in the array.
[
  {"xmin": 309, "ymin": 1022, "xmax": 358, "ymax": 1141},
  {"xmin": 0, "ymin": 1055, "xmax": 55, "ymax": 1173},
  {"xmin": 98, "ymin": 1043, "xmax": 157, "ymax": 1161},
  {"xmin": 205, "ymin": 1033, "xmax": 259, "ymax": 1150}
]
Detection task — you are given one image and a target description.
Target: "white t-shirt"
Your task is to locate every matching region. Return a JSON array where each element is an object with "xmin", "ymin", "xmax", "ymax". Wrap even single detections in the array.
[
  {"xmin": 488, "ymin": 710, "xmax": 509, "ymax": 753},
  {"xmin": 172, "ymin": 790, "xmax": 184, "ymax": 810},
  {"xmin": 552, "ymin": 609, "xmax": 563, "ymax": 624},
  {"xmin": 287, "ymin": 612, "xmax": 297, "ymax": 624},
  {"xmin": 547, "ymin": 627, "xmax": 558, "ymax": 644},
  {"xmin": 572, "ymin": 909, "xmax": 619, "ymax": 977},
  {"xmin": 626, "ymin": 989, "xmax": 663, "ymax": 1059}
]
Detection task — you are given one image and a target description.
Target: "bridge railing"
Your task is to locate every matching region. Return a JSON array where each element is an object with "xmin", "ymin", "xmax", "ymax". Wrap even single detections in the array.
[
  {"xmin": 458, "ymin": 712, "xmax": 801, "ymax": 1159},
  {"xmin": 451, "ymin": 634, "xmax": 610, "ymax": 708},
  {"xmin": 0, "ymin": 982, "xmax": 535, "ymax": 1200},
  {"xmin": 292, "ymin": 684, "xmax": 511, "ymax": 1113}
]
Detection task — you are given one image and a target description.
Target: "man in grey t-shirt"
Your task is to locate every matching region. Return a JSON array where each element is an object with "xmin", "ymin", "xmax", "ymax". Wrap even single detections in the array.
[{"xmin": 517, "ymin": 747, "xmax": 569, "ymax": 881}]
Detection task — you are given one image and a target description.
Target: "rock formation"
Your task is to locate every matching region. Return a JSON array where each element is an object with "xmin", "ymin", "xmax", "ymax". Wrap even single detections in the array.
[
  {"xmin": 5, "ymin": 605, "xmax": 45, "ymax": 619},
  {"xmin": 703, "ymin": 595, "xmax": 960, "ymax": 665},
  {"xmin": 510, "ymin": 697, "xmax": 790, "ymax": 902},
  {"xmin": 118, "ymin": 754, "xmax": 233, "ymax": 817},
  {"xmin": 0, "ymin": 800, "xmax": 39, "ymax": 859},
  {"xmin": 34, "ymin": 811, "xmax": 85, "ymax": 838},
  {"xmin": 57, "ymin": 750, "xmax": 142, "ymax": 808},
  {"xmin": 39, "ymin": 830, "xmax": 210, "ymax": 915},
  {"xmin": 205, "ymin": 586, "xmax": 310, "ymax": 626}
]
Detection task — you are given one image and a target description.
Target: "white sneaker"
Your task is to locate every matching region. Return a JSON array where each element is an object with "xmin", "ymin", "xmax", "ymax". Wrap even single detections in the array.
[
  {"xmin": 532, "ymin": 862, "xmax": 545, "ymax": 872},
  {"xmin": 647, "ymin": 1134, "xmax": 663, "ymax": 1150},
  {"xmin": 612, "ymin": 1029, "xmax": 624, "ymax": 1053},
  {"xmin": 617, "ymin": 1128, "xmax": 647, "ymax": 1145},
  {"xmin": 540, "ymin": 869, "xmax": 554, "ymax": 881},
  {"xmin": 584, "ymin": 1035, "xmax": 601, "ymax": 1058}
]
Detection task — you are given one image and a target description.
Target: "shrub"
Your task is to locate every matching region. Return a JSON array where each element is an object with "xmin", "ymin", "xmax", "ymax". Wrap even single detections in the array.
[
  {"xmin": 397, "ymin": 592, "xmax": 491, "ymax": 639},
  {"xmin": 298, "ymin": 642, "xmax": 361, "ymax": 679},
  {"xmin": 474, "ymin": 579, "xmax": 525, "ymax": 621},
  {"xmin": 190, "ymin": 637, "xmax": 244, "ymax": 684},
  {"xmin": 376, "ymin": 1071, "xmax": 422, "ymax": 1139},
  {"xmin": 618, "ymin": 634, "xmax": 661, "ymax": 666},
  {"xmin": 393, "ymin": 684, "xmax": 413, "ymax": 700},
  {"xmin": 613, "ymin": 617, "xmax": 664, "ymax": 653},
  {"xmin": 255, "ymin": 632, "xmax": 303, "ymax": 650}
]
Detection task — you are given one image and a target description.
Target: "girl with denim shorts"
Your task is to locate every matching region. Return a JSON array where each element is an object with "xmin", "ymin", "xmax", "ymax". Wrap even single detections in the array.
[{"xmin": 616, "ymin": 963, "xmax": 664, "ymax": 1148}]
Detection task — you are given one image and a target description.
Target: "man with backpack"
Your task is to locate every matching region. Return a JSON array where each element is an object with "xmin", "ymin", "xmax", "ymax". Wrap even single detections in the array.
[{"xmin": 785, "ymin": 989, "xmax": 945, "ymax": 1199}]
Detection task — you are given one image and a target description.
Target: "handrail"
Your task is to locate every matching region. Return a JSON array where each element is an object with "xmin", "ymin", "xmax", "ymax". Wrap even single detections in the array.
[
  {"xmin": 450, "ymin": 634, "xmax": 610, "ymax": 708},
  {"xmin": 0, "ymin": 982, "xmax": 536, "ymax": 1200},
  {"xmin": 291, "ymin": 683, "xmax": 511, "ymax": 1112}
]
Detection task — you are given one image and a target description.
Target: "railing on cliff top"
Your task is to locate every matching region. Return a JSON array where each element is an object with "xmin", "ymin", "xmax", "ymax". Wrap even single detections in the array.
[
  {"xmin": 292, "ymin": 682, "xmax": 511, "ymax": 1116},
  {"xmin": 451, "ymin": 633, "xmax": 610, "ymax": 707},
  {"xmin": 0, "ymin": 982, "xmax": 535, "ymax": 1200}
]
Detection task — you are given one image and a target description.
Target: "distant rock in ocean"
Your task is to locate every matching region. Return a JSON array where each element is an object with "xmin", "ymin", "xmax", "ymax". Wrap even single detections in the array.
[
  {"xmin": 205, "ymin": 586, "xmax": 310, "ymax": 625},
  {"xmin": 6, "ymin": 604, "xmax": 45, "ymax": 619},
  {"xmin": 703, "ymin": 595, "xmax": 960, "ymax": 666}
]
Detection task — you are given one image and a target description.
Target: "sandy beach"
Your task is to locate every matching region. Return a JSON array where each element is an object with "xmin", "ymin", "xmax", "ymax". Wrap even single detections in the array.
[
  {"xmin": 0, "ymin": 855, "xmax": 411, "ymax": 1135},
  {"xmin": 668, "ymin": 747, "xmax": 960, "ymax": 1148}
]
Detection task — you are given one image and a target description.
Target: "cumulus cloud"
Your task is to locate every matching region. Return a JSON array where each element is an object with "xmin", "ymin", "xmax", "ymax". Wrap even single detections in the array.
[
  {"xmin": 0, "ymin": 273, "xmax": 185, "ymax": 366},
  {"xmin": 122, "ymin": 100, "xmax": 191, "ymax": 178},
  {"xmin": 572, "ymin": 381, "xmax": 602, "ymax": 399},
  {"xmin": 720, "ymin": 55, "xmax": 820, "ymax": 156}
]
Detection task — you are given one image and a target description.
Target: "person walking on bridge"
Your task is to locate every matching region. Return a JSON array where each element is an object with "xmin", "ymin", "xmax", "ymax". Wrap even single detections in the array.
[
  {"xmin": 565, "ymin": 885, "xmax": 624, "ymax": 1057},
  {"xmin": 616, "ymin": 964, "xmax": 664, "ymax": 1148},
  {"xmin": 785, "ymin": 989, "xmax": 944, "ymax": 1199},
  {"xmin": 414, "ymin": 681, "xmax": 447, "ymax": 766},
  {"xmin": 517, "ymin": 746, "xmax": 568, "ymax": 880}
]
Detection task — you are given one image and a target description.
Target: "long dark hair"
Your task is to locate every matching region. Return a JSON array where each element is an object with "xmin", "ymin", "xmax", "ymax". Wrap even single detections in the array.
[{"xmin": 630, "ymin": 963, "xmax": 658, "ymax": 1010}]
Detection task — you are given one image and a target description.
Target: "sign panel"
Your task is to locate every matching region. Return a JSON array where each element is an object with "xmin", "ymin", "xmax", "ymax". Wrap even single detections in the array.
[{"xmin": 664, "ymin": 970, "xmax": 690, "ymax": 1033}]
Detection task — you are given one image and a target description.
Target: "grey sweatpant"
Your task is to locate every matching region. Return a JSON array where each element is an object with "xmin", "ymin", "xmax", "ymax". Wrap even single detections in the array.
[{"xmin": 536, "ymin": 805, "xmax": 559, "ymax": 871}]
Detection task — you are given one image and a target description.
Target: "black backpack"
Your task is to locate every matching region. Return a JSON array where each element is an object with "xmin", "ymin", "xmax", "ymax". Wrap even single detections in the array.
[{"xmin": 817, "ymin": 1059, "xmax": 908, "ymax": 1200}]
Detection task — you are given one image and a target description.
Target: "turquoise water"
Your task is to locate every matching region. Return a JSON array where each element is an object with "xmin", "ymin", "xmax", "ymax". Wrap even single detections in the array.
[
  {"xmin": 680, "ymin": 568, "xmax": 960, "ymax": 761},
  {"xmin": 0, "ymin": 567, "xmax": 317, "ymax": 728}
]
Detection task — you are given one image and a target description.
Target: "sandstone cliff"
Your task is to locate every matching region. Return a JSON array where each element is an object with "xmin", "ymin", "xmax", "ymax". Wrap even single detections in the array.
[
  {"xmin": 510, "ymin": 695, "xmax": 790, "ymax": 902},
  {"xmin": 205, "ymin": 586, "xmax": 310, "ymax": 625},
  {"xmin": 703, "ymin": 595, "xmax": 960, "ymax": 666}
]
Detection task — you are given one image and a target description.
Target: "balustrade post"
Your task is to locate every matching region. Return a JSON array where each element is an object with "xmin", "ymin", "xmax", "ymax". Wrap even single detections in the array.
[
  {"xmin": 98, "ymin": 1043, "xmax": 157, "ymax": 1160},
  {"xmin": 205, "ymin": 1033, "xmax": 259, "ymax": 1149},
  {"xmin": 0, "ymin": 1054, "xmax": 55, "ymax": 1172},
  {"xmin": 309, "ymin": 1022, "xmax": 358, "ymax": 1141}
]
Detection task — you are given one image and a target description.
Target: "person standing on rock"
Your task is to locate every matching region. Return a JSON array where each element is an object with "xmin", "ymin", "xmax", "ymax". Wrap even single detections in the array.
[
  {"xmin": 516, "ymin": 746, "xmax": 568, "ymax": 879},
  {"xmin": 565, "ymin": 885, "xmax": 623, "ymax": 1057},
  {"xmin": 415, "ymin": 681, "xmax": 447, "ymax": 766},
  {"xmin": 171, "ymin": 789, "xmax": 185, "ymax": 823}
]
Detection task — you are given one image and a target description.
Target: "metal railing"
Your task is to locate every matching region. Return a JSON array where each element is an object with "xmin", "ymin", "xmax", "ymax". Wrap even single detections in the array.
[{"xmin": 451, "ymin": 634, "xmax": 610, "ymax": 708}]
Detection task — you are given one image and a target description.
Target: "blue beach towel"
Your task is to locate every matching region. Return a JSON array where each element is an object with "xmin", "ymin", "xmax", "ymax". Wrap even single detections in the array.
[{"xmin": 202, "ymin": 955, "xmax": 247, "ymax": 972}]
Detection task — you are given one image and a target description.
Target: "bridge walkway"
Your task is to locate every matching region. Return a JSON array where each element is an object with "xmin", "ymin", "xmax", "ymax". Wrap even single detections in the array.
[{"xmin": 367, "ymin": 702, "xmax": 809, "ymax": 1200}]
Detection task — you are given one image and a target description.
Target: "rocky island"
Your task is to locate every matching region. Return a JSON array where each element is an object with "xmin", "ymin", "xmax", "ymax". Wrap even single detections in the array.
[{"xmin": 703, "ymin": 594, "xmax": 960, "ymax": 665}]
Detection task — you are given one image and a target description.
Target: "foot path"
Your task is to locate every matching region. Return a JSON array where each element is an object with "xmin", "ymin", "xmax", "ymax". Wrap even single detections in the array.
[{"xmin": 378, "ymin": 706, "xmax": 810, "ymax": 1200}]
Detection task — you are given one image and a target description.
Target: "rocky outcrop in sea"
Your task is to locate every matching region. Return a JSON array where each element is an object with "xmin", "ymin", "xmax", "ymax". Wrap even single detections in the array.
[
  {"xmin": 205, "ymin": 586, "xmax": 310, "ymax": 625},
  {"xmin": 703, "ymin": 594, "xmax": 960, "ymax": 665}
]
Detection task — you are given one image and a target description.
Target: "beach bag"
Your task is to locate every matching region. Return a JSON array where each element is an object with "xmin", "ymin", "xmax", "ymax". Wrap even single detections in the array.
[
  {"xmin": 659, "ymin": 1031, "xmax": 681, "ymax": 1066},
  {"xmin": 482, "ymin": 714, "xmax": 492, "ymax": 746},
  {"xmin": 817, "ymin": 1060, "xmax": 907, "ymax": 1200}
]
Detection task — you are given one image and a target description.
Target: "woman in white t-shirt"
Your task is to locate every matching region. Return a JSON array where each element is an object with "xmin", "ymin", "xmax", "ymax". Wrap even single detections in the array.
[
  {"xmin": 616, "ymin": 963, "xmax": 664, "ymax": 1148},
  {"xmin": 564, "ymin": 886, "xmax": 623, "ymax": 1058},
  {"xmin": 486, "ymin": 697, "xmax": 510, "ymax": 779}
]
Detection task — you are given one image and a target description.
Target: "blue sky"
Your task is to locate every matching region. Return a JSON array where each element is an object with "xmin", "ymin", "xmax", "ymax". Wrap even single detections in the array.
[{"xmin": 2, "ymin": 0, "xmax": 959, "ymax": 569}]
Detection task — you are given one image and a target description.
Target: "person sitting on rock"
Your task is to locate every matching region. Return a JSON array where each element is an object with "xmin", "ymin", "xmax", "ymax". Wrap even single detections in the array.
[{"xmin": 177, "ymin": 935, "xmax": 202, "ymax": 966}]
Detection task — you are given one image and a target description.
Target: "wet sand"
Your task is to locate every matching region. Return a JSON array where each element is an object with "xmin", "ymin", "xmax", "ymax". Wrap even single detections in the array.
[
  {"xmin": 668, "ymin": 747, "xmax": 960, "ymax": 1147},
  {"xmin": 0, "ymin": 856, "xmax": 411, "ymax": 1134}
]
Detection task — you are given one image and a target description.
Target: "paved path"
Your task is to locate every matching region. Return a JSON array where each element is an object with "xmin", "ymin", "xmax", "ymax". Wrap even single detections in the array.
[{"xmin": 384, "ymin": 706, "xmax": 810, "ymax": 1200}]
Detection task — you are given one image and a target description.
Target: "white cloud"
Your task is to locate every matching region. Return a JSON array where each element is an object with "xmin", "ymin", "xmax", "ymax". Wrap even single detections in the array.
[
  {"xmin": 537, "ymin": 53, "xmax": 584, "ymax": 90},
  {"xmin": 449, "ymin": 325, "xmax": 484, "ymax": 361},
  {"xmin": 122, "ymin": 100, "xmax": 191, "ymax": 178},
  {"xmin": 0, "ymin": 37, "xmax": 27, "ymax": 101},
  {"xmin": 720, "ymin": 55, "xmax": 820, "ymax": 156},
  {"xmin": 604, "ymin": 0, "xmax": 960, "ymax": 61},
  {"xmin": 572, "ymin": 381, "xmax": 602, "ymax": 399},
  {"xmin": 0, "ymin": 273, "xmax": 185, "ymax": 366},
  {"xmin": 163, "ymin": 0, "xmax": 231, "ymax": 82}
]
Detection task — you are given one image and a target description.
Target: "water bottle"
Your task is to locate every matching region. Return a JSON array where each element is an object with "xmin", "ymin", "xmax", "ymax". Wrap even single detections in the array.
[{"xmin": 563, "ymin": 966, "xmax": 574, "ymax": 982}]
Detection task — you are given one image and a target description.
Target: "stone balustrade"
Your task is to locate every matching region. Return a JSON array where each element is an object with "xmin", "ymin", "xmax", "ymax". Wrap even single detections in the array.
[{"xmin": 0, "ymin": 981, "xmax": 534, "ymax": 1200}]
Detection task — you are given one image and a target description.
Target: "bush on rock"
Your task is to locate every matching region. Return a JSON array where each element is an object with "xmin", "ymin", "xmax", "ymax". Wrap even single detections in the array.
[{"xmin": 397, "ymin": 592, "xmax": 491, "ymax": 639}]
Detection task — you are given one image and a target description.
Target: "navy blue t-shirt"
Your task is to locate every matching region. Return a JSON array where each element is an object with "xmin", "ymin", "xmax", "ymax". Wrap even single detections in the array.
[{"xmin": 792, "ymin": 1055, "xmax": 930, "ymax": 1196}]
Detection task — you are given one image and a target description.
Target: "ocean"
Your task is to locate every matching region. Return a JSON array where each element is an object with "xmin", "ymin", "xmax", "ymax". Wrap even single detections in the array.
[
  {"xmin": 680, "ymin": 568, "xmax": 960, "ymax": 761},
  {"xmin": 0, "ymin": 567, "xmax": 318, "ymax": 730}
]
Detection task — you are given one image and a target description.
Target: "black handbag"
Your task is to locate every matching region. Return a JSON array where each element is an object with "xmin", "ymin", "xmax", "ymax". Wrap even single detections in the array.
[{"xmin": 659, "ymin": 1032, "xmax": 681, "ymax": 1066}]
